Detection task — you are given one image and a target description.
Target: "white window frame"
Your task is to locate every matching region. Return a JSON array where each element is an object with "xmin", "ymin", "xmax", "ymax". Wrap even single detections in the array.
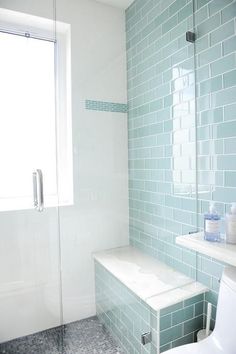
[{"xmin": 0, "ymin": 8, "xmax": 73, "ymax": 210}]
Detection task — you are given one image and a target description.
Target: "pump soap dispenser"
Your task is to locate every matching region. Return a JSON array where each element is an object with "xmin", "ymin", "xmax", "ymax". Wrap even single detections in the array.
[
  {"xmin": 226, "ymin": 203, "xmax": 236, "ymax": 244},
  {"xmin": 204, "ymin": 203, "xmax": 221, "ymax": 242}
]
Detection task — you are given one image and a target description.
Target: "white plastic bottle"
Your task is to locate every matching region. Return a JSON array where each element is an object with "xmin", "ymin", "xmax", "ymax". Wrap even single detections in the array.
[{"xmin": 226, "ymin": 203, "xmax": 236, "ymax": 244}]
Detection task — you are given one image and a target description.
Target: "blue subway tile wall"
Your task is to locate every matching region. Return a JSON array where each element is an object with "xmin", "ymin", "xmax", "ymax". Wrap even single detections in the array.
[
  {"xmin": 195, "ymin": 0, "xmax": 236, "ymax": 326},
  {"xmin": 126, "ymin": 0, "xmax": 198, "ymax": 280},
  {"xmin": 85, "ymin": 100, "xmax": 128, "ymax": 113},
  {"xmin": 126, "ymin": 0, "xmax": 236, "ymax": 328},
  {"xmin": 95, "ymin": 261, "xmax": 204, "ymax": 353}
]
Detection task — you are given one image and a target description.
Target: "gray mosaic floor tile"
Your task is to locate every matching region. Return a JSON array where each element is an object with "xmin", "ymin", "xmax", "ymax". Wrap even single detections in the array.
[{"xmin": 0, "ymin": 316, "xmax": 123, "ymax": 354}]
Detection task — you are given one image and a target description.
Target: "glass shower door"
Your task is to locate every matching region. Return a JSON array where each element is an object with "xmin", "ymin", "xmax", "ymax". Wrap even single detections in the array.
[{"xmin": 0, "ymin": 1, "xmax": 63, "ymax": 346}]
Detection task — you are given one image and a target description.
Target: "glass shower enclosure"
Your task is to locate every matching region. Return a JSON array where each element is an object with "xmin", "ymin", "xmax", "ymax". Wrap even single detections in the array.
[{"xmin": 0, "ymin": 0, "xmax": 65, "ymax": 347}]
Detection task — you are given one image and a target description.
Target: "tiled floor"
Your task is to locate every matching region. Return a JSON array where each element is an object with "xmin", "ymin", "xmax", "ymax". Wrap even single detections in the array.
[{"xmin": 0, "ymin": 317, "xmax": 123, "ymax": 354}]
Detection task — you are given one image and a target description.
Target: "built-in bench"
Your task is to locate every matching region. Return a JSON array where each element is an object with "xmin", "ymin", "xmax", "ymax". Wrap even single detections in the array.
[{"xmin": 94, "ymin": 246, "xmax": 208, "ymax": 354}]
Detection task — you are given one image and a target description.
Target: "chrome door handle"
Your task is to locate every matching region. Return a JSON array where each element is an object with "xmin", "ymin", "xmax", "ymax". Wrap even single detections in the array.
[
  {"xmin": 33, "ymin": 171, "xmax": 38, "ymax": 208},
  {"xmin": 32, "ymin": 169, "xmax": 44, "ymax": 212},
  {"xmin": 37, "ymin": 169, "xmax": 44, "ymax": 212}
]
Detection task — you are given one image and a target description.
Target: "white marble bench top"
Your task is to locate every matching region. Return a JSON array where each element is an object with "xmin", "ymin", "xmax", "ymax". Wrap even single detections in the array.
[{"xmin": 93, "ymin": 246, "xmax": 208, "ymax": 311}]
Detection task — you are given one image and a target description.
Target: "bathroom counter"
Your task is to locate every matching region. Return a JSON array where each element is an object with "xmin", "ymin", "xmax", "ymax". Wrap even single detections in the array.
[
  {"xmin": 93, "ymin": 245, "xmax": 207, "ymax": 311},
  {"xmin": 176, "ymin": 232, "xmax": 236, "ymax": 267}
]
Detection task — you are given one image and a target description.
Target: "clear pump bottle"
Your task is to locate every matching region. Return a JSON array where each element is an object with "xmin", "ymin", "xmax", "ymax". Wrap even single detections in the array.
[{"xmin": 204, "ymin": 203, "xmax": 221, "ymax": 242}]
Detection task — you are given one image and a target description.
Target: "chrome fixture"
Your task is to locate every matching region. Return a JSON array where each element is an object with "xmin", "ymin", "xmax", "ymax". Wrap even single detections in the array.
[
  {"xmin": 33, "ymin": 169, "xmax": 44, "ymax": 212},
  {"xmin": 141, "ymin": 332, "xmax": 152, "ymax": 345},
  {"xmin": 186, "ymin": 31, "xmax": 196, "ymax": 43}
]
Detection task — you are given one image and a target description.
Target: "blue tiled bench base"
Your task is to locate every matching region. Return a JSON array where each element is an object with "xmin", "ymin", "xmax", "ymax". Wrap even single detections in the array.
[
  {"xmin": 159, "ymin": 295, "xmax": 204, "ymax": 352},
  {"xmin": 95, "ymin": 261, "xmax": 205, "ymax": 354}
]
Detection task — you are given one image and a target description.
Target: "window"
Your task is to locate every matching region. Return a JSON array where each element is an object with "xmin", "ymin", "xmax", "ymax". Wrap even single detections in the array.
[{"xmin": 0, "ymin": 8, "xmax": 73, "ymax": 211}]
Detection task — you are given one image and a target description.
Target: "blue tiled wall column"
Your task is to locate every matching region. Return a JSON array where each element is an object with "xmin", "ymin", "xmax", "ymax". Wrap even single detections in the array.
[{"xmin": 126, "ymin": 0, "xmax": 236, "ymax": 328}]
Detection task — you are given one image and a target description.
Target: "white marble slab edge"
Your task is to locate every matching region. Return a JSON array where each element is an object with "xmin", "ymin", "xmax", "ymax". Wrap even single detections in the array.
[
  {"xmin": 93, "ymin": 245, "xmax": 208, "ymax": 312},
  {"xmin": 176, "ymin": 232, "xmax": 236, "ymax": 267}
]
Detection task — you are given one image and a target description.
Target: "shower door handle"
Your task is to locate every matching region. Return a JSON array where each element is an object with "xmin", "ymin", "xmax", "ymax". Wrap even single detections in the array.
[{"xmin": 32, "ymin": 169, "xmax": 44, "ymax": 212}]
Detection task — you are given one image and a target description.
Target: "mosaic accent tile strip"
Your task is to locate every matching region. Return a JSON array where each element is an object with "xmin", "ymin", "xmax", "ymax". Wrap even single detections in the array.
[
  {"xmin": 95, "ymin": 261, "xmax": 205, "ymax": 354},
  {"xmin": 85, "ymin": 100, "xmax": 128, "ymax": 113},
  {"xmin": 126, "ymin": 0, "xmax": 236, "ymax": 329},
  {"xmin": 0, "ymin": 316, "xmax": 123, "ymax": 354}
]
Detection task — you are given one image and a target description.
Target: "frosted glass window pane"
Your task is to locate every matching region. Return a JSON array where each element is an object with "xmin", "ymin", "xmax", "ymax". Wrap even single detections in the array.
[{"xmin": 0, "ymin": 32, "xmax": 57, "ymax": 210}]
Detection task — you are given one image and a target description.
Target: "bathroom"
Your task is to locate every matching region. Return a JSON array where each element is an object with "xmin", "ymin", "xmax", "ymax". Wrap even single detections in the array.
[{"xmin": 0, "ymin": 0, "xmax": 235, "ymax": 353}]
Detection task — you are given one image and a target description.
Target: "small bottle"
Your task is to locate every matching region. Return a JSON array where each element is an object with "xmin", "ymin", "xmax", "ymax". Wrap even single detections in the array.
[
  {"xmin": 226, "ymin": 203, "xmax": 236, "ymax": 244},
  {"xmin": 204, "ymin": 203, "xmax": 221, "ymax": 242}
]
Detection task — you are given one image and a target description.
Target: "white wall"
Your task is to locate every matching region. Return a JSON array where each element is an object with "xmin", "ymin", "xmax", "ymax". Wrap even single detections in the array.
[
  {"xmin": 57, "ymin": 0, "xmax": 129, "ymax": 324},
  {"xmin": 0, "ymin": 0, "xmax": 129, "ymax": 341}
]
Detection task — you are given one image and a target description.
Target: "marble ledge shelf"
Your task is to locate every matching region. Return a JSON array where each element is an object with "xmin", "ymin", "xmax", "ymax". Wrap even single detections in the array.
[
  {"xmin": 176, "ymin": 232, "xmax": 236, "ymax": 267},
  {"xmin": 93, "ymin": 246, "xmax": 208, "ymax": 312}
]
